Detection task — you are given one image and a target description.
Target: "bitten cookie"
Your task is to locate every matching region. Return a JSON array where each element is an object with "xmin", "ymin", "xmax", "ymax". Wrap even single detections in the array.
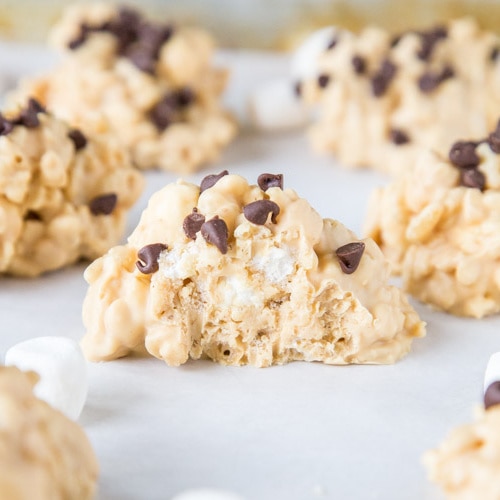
[
  {"xmin": 81, "ymin": 172, "xmax": 425, "ymax": 367},
  {"xmin": 0, "ymin": 366, "xmax": 98, "ymax": 499},
  {"xmin": 424, "ymin": 382, "xmax": 500, "ymax": 500},
  {"xmin": 10, "ymin": 3, "xmax": 236, "ymax": 173},
  {"xmin": 0, "ymin": 98, "xmax": 143, "ymax": 277},
  {"xmin": 297, "ymin": 18, "xmax": 500, "ymax": 174},
  {"xmin": 364, "ymin": 123, "xmax": 500, "ymax": 318}
]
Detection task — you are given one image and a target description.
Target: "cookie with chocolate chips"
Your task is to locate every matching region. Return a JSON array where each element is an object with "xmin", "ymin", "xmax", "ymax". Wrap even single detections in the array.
[{"xmin": 81, "ymin": 172, "xmax": 424, "ymax": 368}]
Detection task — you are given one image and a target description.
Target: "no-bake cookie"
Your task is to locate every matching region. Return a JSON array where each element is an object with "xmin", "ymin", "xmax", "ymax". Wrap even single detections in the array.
[
  {"xmin": 0, "ymin": 98, "xmax": 143, "ymax": 277},
  {"xmin": 364, "ymin": 122, "xmax": 500, "ymax": 317},
  {"xmin": 10, "ymin": 3, "xmax": 236, "ymax": 173},
  {"xmin": 81, "ymin": 172, "xmax": 425, "ymax": 367},
  {"xmin": 0, "ymin": 366, "xmax": 98, "ymax": 499},
  {"xmin": 297, "ymin": 18, "xmax": 500, "ymax": 174},
  {"xmin": 424, "ymin": 382, "xmax": 500, "ymax": 500}
]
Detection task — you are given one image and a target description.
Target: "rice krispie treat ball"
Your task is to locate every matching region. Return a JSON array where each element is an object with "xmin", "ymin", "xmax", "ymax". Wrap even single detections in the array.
[
  {"xmin": 0, "ymin": 366, "xmax": 98, "ymax": 499},
  {"xmin": 364, "ymin": 123, "xmax": 500, "ymax": 318},
  {"xmin": 11, "ymin": 3, "xmax": 236, "ymax": 173},
  {"xmin": 81, "ymin": 172, "xmax": 425, "ymax": 367},
  {"xmin": 297, "ymin": 18, "xmax": 500, "ymax": 175},
  {"xmin": 424, "ymin": 382, "xmax": 500, "ymax": 500},
  {"xmin": 0, "ymin": 98, "xmax": 143, "ymax": 277}
]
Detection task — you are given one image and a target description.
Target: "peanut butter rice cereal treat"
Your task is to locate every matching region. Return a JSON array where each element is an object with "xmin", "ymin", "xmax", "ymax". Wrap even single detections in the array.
[
  {"xmin": 364, "ymin": 123, "xmax": 500, "ymax": 318},
  {"xmin": 81, "ymin": 172, "xmax": 425, "ymax": 367},
  {"xmin": 11, "ymin": 3, "xmax": 236, "ymax": 173},
  {"xmin": 0, "ymin": 366, "xmax": 98, "ymax": 499},
  {"xmin": 297, "ymin": 18, "xmax": 500, "ymax": 174},
  {"xmin": 0, "ymin": 98, "xmax": 143, "ymax": 277},
  {"xmin": 424, "ymin": 382, "xmax": 500, "ymax": 500}
]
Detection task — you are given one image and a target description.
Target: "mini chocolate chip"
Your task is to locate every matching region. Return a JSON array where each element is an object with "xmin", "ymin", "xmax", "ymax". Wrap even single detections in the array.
[
  {"xmin": 68, "ymin": 24, "xmax": 91, "ymax": 50},
  {"xmin": 418, "ymin": 66, "xmax": 454, "ymax": 93},
  {"xmin": 243, "ymin": 200, "xmax": 280, "ymax": 225},
  {"xmin": 89, "ymin": 193, "xmax": 117, "ymax": 215},
  {"xmin": 417, "ymin": 26, "xmax": 447, "ymax": 61},
  {"xmin": 17, "ymin": 98, "xmax": 45, "ymax": 128},
  {"xmin": 390, "ymin": 33, "xmax": 403, "ymax": 48},
  {"xmin": 351, "ymin": 55, "xmax": 366, "ymax": 75},
  {"xmin": 258, "ymin": 173, "xmax": 283, "ymax": 191},
  {"xmin": 485, "ymin": 381, "xmax": 500, "ymax": 409},
  {"xmin": 371, "ymin": 59, "xmax": 397, "ymax": 97},
  {"xmin": 318, "ymin": 74, "xmax": 330, "ymax": 88},
  {"xmin": 491, "ymin": 46, "xmax": 499, "ymax": 62},
  {"xmin": 201, "ymin": 216, "xmax": 228, "ymax": 254},
  {"xmin": 460, "ymin": 169, "xmax": 485, "ymax": 191},
  {"xmin": 200, "ymin": 170, "xmax": 229, "ymax": 193},
  {"xmin": 449, "ymin": 141, "xmax": 480, "ymax": 169},
  {"xmin": 336, "ymin": 242, "xmax": 365, "ymax": 274},
  {"xmin": 390, "ymin": 129, "xmax": 410, "ymax": 145},
  {"xmin": 136, "ymin": 243, "xmax": 167, "ymax": 274},
  {"xmin": 327, "ymin": 37, "xmax": 338, "ymax": 50},
  {"xmin": 418, "ymin": 72, "xmax": 441, "ymax": 93},
  {"xmin": 0, "ymin": 114, "xmax": 13, "ymax": 136},
  {"xmin": 148, "ymin": 88, "xmax": 195, "ymax": 130},
  {"xmin": 294, "ymin": 81, "xmax": 302, "ymax": 97},
  {"xmin": 488, "ymin": 121, "xmax": 500, "ymax": 154},
  {"xmin": 126, "ymin": 46, "xmax": 156, "ymax": 74},
  {"xmin": 137, "ymin": 23, "xmax": 173, "ymax": 56},
  {"xmin": 24, "ymin": 210, "xmax": 41, "ymax": 221},
  {"xmin": 183, "ymin": 208, "xmax": 206, "ymax": 239},
  {"xmin": 68, "ymin": 129, "xmax": 87, "ymax": 150}
]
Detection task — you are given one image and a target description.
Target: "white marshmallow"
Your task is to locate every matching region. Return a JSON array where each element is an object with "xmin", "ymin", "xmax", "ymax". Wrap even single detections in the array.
[
  {"xmin": 5, "ymin": 336, "xmax": 88, "ymax": 420},
  {"xmin": 172, "ymin": 489, "xmax": 244, "ymax": 500},
  {"xmin": 290, "ymin": 26, "xmax": 338, "ymax": 80},
  {"xmin": 248, "ymin": 78, "xmax": 310, "ymax": 131},
  {"xmin": 484, "ymin": 352, "xmax": 500, "ymax": 392}
]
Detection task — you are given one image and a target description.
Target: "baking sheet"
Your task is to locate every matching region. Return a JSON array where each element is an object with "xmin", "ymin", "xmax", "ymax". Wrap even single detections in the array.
[{"xmin": 1, "ymin": 43, "xmax": 499, "ymax": 500}]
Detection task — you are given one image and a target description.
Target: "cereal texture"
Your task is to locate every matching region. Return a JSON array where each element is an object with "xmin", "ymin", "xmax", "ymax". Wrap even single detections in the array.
[
  {"xmin": 0, "ymin": 101, "xmax": 143, "ymax": 277},
  {"xmin": 81, "ymin": 173, "xmax": 425, "ymax": 367},
  {"xmin": 424, "ymin": 405, "xmax": 500, "ymax": 500},
  {"xmin": 300, "ymin": 18, "xmax": 500, "ymax": 174},
  {"xmin": 0, "ymin": 366, "xmax": 98, "ymax": 499},
  {"xmin": 364, "ymin": 128, "xmax": 500, "ymax": 318},
  {"xmin": 11, "ymin": 3, "xmax": 236, "ymax": 173}
]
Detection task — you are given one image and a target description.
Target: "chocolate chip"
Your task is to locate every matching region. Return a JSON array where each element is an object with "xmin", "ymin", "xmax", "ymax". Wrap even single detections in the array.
[
  {"xmin": 491, "ymin": 46, "xmax": 499, "ymax": 63},
  {"xmin": 485, "ymin": 381, "xmax": 500, "ymax": 409},
  {"xmin": 137, "ymin": 23, "xmax": 173, "ymax": 57},
  {"xmin": 294, "ymin": 81, "xmax": 302, "ymax": 97},
  {"xmin": 68, "ymin": 129, "xmax": 87, "ymax": 151},
  {"xmin": 318, "ymin": 74, "xmax": 330, "ymax": 88},
  {"xmin": 89, "ymin": 193, "xmax": 117, "ymax": 215},
  {"xmin": 126, "ymin": 46, "xmax": 156, "ymax": 74},
  {"xmin": 0, "ymin": 114, "xmax": 13, "ymax": 136},
  {"xmin": 449, "ymin": 141, "xmax": 480, "ymax": 169},
  {"xmin": 390, "ymin": 129, "xmax": 410, "ymax": 145},
  {"xmin": 371, "ymin": 59, "xmax": 397, "ymax": 97},
  {"xmin": 136, "ymin": 243, "xmax": 167, "ymax": 274},
  {"xmin": 351, "ymin": 55, "xmax": 366, "ymax": 75},
  {"xmin": 68, "ymin": 24, "xmax": 91, "ymax": 50},
  {"xmin": 201, "ymin": 216, "xmax": 228, "ymax": 254},
  {"xmin": 243, "ymin": 200, "xmax": 280, "ymax": 225},
  {"xmin": 390, "ymin": 33, "xmax": 403, "ymax": 48},
  {"xmin": 327, "ymin": 37, "xmax": 338, "ymax": 50},
  {"xmin": 418, "ymin": 65, "xmax": 454, "ymax": 93},
  {"xmin": 258, "ymin": 173, "xmax": 283, "ymax": 191},
  {"xmin": 148, "ymin": 88, "xmax": 195, "ymax": 131},
  {"xmin": 488, "ymin": 121, "xmax": 500, "ymax": 154},
  {"xmin": 24, "ymin": 210, "xmax": 41, "ymax": 221},
  {"xmin": 17, "ymin": 98, "xmax": 45, "ymax": 128},
  {"xmin": 417, "ymin": 26, "xmax": 447, "ymax": 61},
  {"xmin": 200, "ymin": 170, "xmax": 229, "ymax": 193},
  {"xmin": 183, "ymin": 208, "xmax": 205, "ymax": 239},
  {"xmin": 336, "ymin": 242, "xmax": 365, "ymax": 274},
  {"xmin": 460, "ymin": 168, "xmax": 485, "ymax": 191}
]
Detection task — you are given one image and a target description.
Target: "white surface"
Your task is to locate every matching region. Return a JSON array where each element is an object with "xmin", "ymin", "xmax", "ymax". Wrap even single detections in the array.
[
  {"xmin": 0, "ymin": 44, "xmax": 499, "ymax": 500},
  {"xmin": 4, "ymin": 336, "xmax": 88, "ymax": 420}
]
